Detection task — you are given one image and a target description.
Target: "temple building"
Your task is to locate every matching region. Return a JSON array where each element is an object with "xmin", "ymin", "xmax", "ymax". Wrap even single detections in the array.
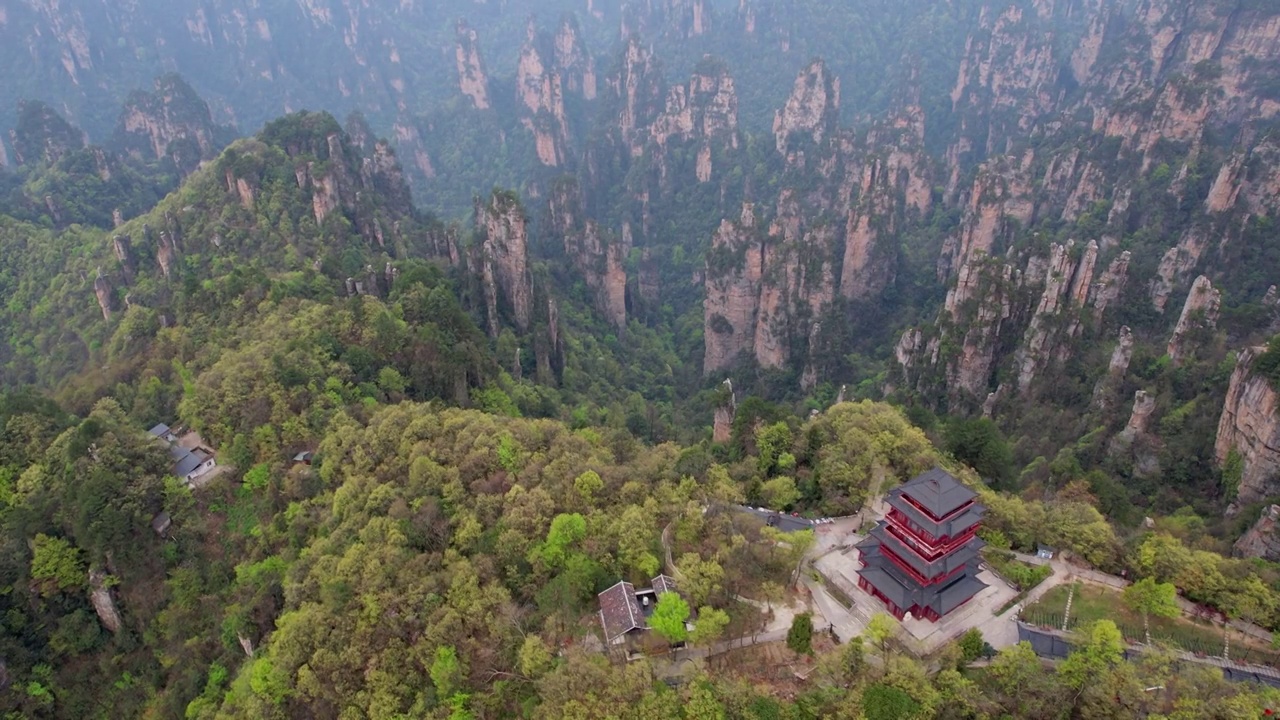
[{"xmin": 856, "ymin": 468, "xmax": 987, "ymax": 622}]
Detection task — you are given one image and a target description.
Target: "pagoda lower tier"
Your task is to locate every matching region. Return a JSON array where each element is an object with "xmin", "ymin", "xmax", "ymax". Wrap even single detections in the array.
[{"xmin": 856, "ymin": 533, "xmax": 988, "ymax": 622}]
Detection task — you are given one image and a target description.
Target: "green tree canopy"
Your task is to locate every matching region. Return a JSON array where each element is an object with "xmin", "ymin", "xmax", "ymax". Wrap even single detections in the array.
[
  {"xmin": 786, "ymin": 612, "xmax": 814, "ymax": 655},
  {"xmin": 649, "ymin": 592, "xmax": 690, "ymax": 644}
]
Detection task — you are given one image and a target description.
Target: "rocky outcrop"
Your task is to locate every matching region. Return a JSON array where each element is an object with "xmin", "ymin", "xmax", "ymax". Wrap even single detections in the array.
[
  {"xmin": 1092, "ymin": 326, "xmax": 1135, "ymax": 409},
  {"xmin": 947, "ymin": 262, "xmax": 1013, "ymax": 400},
  {"xmin": 225, "ymin": 167, "xmax": 256, "ymax": 210},
  {"xmin": 1109, "ymin": 389, "xmax": 1161, "ymax": 476},
  {"xmin": 704, "ymin": 205, "xmax": 763, "ymax": 374},
  {"xmin": 1126, "ymin": 390, "xmax": 1157, "ymax": 435},
  {"xmin": 455, "ymin": 21, "xmax": 492, "ymax": 111},
  {"xmin": 1014, "ymin": 240, "xmax": 1099, "ymax": 392},
  {"xmin": 773, "ymin": 60, "xmax": 840, "ymax": 159},
  {"xmin": 623, "ymin": 0, "xmax": 713, "ymax": 39},
  {"xmin": 1218, "ymin": 348, "xmax": 1280, "ymax": 511},
  {"xmin": 1235, "ymin": 505, "xmax": 1280, "ymax": 561},
  {"xmin": 220, "ymin": 113, "xmax": 414, "ymax": 249},
  {"xmin": 112, "ymin": 234, "xmax": 135, "ymax": 281},
  {"xmin": 476, "ymin": 192, "xmax": 534, "ymax": 336},
  {"xmin": 547, "ymin": 181, "xmax": 628, "ymax": 330},
  {"xmin": 554, "ymin": 15, "xmax": 597, "ymax": 101},
  {"xmin": 940, "ymin": 154, "xmax": 1035, "ymax": 279},
  {"xmin": 650, "ymin": 57, "xmax": 740, "ymax": 183},
  {"xmin": 1091, "ymin": 251, "xmax": 1131, "ymax": 320},
  {"xmin": 604, "ymin": 37, "xmax": 666, "ymax": 160},
  {"xmin": 88, "ymin": 569, "xmax": 122, "ymax": 633},
  {"xmin": 1150, "ymin": 232, "xmax": 1211, "ymax": 313},
  {"xmin": 9, "ymin": 100, "xmax": 85, "ymax": 166},
  {"xmin": 516, "ymin": 22, "xmax": 572, "ymax": 168},
  {"xmin": 1167, "ymin": 275, "xmax": 1221, "ymax": 364},
  {"xmin": 1109, "ymin": 326, "xmax": 1135, "ymax": 377},
  {"xmin": 93, "ymin": 268, "xmax": 113, "ymax": 320},
  {"xmin": 946, "ymin": 2, "xmax": 1061, "ymax": 178},
  {"xmin": 155, "ymin": 226, "xmax": 178, "ymax": 279},
  {"xmin": 703, "ymin": 194, "xmax": 838, "ymax": 376},
  {"xmin": 712, "ymin": 379, "xmax": 736, "ymax": 443},
  {"xmin": 840, "ymin": 105, "xmax": 933, "ymax": 301},
  {"xmin": 755, "ymin": 193, "xmax": 835, "ymax": 369},
  {"xmin": 113, "ymin": 73, "xmax": 232, "ymax": 175}
]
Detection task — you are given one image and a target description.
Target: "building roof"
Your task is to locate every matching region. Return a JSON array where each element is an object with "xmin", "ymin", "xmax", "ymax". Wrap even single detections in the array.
[
  {"xmin": 651, "ymin": 574, "xmax": 678, "ymax": 596},
  {"xmin": 859, "ymin": 524, "xmax": 985, "ymax": 580},
  {"xmin": 293, "ymin": 451, "xmax": 313, "ymax": 462},
  {"xmin": 887, "ymin": 493, "xmax": 984, "ymax": 539},
  {"xmin": 895, "ymin": 468, "xmax": 978, "ymax": 519},
  {"xmin": 148, "ymin": 423, "xmax": 171, "ymax": 438},
  {"xmin": 934, "ymin": 573, "xmax": 989, "ymax": 615},
  {"xmin": 858, "ymin": 551, "xmax": 988, "ymax": 616},
  {"xmin": 151, "ymin": 511, "xmax": 172, "ymax": 535},
  {"xmin": 170, "ymin": 444, "xmax": 211, "ymax": 478},
  {"xmin": 598, "ymin": 581, "xmax": 646, "ymax": 641}
]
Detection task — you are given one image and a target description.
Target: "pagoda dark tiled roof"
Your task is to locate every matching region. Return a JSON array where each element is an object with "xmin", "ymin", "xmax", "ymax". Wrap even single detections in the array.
[
  {"xmin": 887, "ymin": 494, "xmax": 985, "ymax": 538},
  {"xmin": 861, "ymin": 525, "xmax": 985, "ymax": 579},
  {"xmin": 894, "ymin": 468, "xmax": 978, "ymax": 518},
  {"xmin": 858, "ymin": 552, "xmax": 988, "ymax": 616}
]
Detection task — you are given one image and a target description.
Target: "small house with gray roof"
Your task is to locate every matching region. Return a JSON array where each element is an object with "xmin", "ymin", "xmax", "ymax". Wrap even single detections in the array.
[
  {"xmin": 597, "ymin": 574, "xmax": 691, "ymax": 649},
  {"xmin": 149, "ymin": 422, "xmax": 217, "ymax": 486}
]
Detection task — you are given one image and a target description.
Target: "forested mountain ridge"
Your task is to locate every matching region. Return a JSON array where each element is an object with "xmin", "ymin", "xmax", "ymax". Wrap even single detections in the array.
[
  {"xmin": 5, "ymin": 1, "xmax": 1280, "ymax": 717},
  {"xmin": 7, "ymin": 0, "xmax": 1280, "ymax": 523}
]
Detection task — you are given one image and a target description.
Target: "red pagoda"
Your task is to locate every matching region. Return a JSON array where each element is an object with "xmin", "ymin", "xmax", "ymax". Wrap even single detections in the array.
[{"xmin": 856, "ymin": 468, "xmax": 987, "ymax": 622}]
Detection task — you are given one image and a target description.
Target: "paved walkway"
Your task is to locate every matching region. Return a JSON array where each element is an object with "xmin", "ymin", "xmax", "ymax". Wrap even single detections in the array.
[{"xmin": 802, "ymin": 576, "xmax": 866, "ymax": 643}]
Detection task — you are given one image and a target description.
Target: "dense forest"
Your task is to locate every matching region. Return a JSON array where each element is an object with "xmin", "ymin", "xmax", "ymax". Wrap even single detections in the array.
[{"xmin": 3, "ymin": 0, "xmax": 1280, "ymax": 717}]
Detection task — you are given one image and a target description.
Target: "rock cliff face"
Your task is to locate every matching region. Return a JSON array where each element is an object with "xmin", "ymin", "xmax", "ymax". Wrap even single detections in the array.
[
  {"xmin": 1167, "ymin": 275, "xmax": 1221, "ymax": 365},
  {"xmin": 154, "ymin": 224, "xmax": 178, "ymax": 279},
  {"xmin": 113, "ymin": 74, "xmax": 234, "ymax": 175},
  {"xmin": 220, "ymin": 113, "xmax": 413, "ymax": 249},
  {"xmin": 88, "ymin": 569, "xmax": 123, "ymax": 634},
  {"xmin": 1235, "ymin": 505, "xmax": 1280, "ymax": 561},
  {"xmin": 455, "ymin": 21, "xmax": 492, "ymax": 111},
  {"xmin": 93, "ymin": 268, "xmax": 113, "ymax": 320},
  {"xmin": 547, "ymin": 180, "xmax": 628, "ymax": 330},
  {"xmin": 840, "ymin": 96, "xmax": 932, "ymax": 301},
  {"xmin": 515, "ymin": 20, "xmax": 587, "ymax": 168},
  {"xmin": 622, "ymin": 0, "xmax": 713, "ymax": 39},
  {"xmin": 887, "ymin": 0, "xmax": 1280, "ymax": 419},
  {"xmin": 554, "ymin": 16, "xmax": 598, "ymax": 101},
  {"xmin": 702, "ymin": 172, "xmax": 849, "ymax": 376},
  {"xmin": 773, "ymin": 60, "xmax": 839, "ymax": 160},
  {"xmin": 1218, "ymin": 348, "xmax": 1280, "ymax": 511},
  {"xmin": 712, "ymin": 379, "xmax": 736, "ymax": 443},
  {"xmin": 1014, "ymin": 241, "xmax": 1097, "ymax": 392},
  {"xmin": 704, "ymin": 204, "xmax": 763, "ymax": 374},
  {"xmin": 603, "ymin": 37, "xmax": 666, "ymax": 161},
  {"xmin": 649, "ymin": 58, "xmax": 740, "ymax": 183},
  {"xmin": 476, "ymin": 192, "xmax": 535, "ymax": 336},
  {"xmin": 9, "ymin": 100, "xmax": 85, "ymax": 166}
]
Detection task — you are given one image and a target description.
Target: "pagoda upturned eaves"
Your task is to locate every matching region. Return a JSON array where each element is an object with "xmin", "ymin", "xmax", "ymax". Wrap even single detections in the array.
[{"xmin": 856, "ymin": 468, "xmax": 988, "ymax": 622}]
